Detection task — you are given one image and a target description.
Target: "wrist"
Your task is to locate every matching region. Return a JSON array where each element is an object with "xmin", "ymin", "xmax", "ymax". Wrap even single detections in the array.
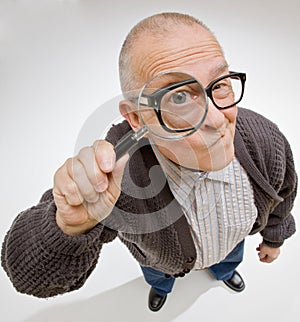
[
  {"xmin": 56, "ymin": 211, "xmax": 98, "ymax": 236},
  {"xmin": 262, "ymin": 239, "xmax": 283, "ymax": 248}
]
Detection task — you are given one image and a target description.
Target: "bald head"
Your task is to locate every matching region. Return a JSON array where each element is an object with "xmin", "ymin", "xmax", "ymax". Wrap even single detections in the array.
[{"xmin": 118, "ymin": 12, "xmax": 218, "ymax": 94}]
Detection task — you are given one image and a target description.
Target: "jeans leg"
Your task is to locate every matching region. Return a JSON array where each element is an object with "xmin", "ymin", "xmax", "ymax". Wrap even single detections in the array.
[
  {"xmin": 140, "ymin": 266, "xmax": 176, "ymax": 296},
  {"xmin": 208, "ymin": 240, "xmax": 245, "ymax": 280}
]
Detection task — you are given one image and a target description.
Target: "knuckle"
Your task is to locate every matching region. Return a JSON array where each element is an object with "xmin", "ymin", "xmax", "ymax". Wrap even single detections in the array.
[
  {"xmin": 93, "ymin": 139, "xmax": 112, "ymax": 148},
  {"xmin": 65, "ymin": 157, "xmax": 76, "ymax": 175},
  {"xmin": 84, "ymin": 190, "xmax": 99, "ymax": 203},
  {"xmin": 54, "ymin": 162, "xmax": 69, "ymax": 186},
  {"xmin": 53, "ymin": 167, "xmax": 62, "ymax": 184},
  {"xmin": 77, "ymin": 146, "xmax": 93, "ymax": 160},
  {"xmin": 66, "ymin": 157, "xmax": 74, "ymax": 166},
  {"xmin": 65, "ymin": 180, "xmax": 78, "ymax": 196},
  {"xmin": 71, "ymin": 159, "xmax": 84, "ymax": 178}
]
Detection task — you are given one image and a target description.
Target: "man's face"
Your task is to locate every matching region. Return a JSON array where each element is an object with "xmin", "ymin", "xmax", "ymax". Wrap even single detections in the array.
[{"xmin": 131, "ymin": 24, "xmax": 237, "ymax": 171}]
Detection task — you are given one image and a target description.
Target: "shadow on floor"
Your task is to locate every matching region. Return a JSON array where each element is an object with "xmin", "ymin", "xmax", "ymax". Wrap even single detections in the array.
[{"xmin": 25, "ymin": 270, "xmax": 223, "ymax": 322}]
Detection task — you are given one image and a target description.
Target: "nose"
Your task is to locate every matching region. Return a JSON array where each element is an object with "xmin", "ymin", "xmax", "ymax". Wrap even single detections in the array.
[{"xmin": 202, "ymin": 99, "xmax": 225, "ymax": 131}]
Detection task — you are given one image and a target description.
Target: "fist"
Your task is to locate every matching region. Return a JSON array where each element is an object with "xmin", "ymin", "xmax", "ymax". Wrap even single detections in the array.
[
  {"xmin": 256, "ymin": 242, "xmax": 280, "ymax": 263},
  {"xmin": 53, "ymin": 140, "xmax": 129, "ymax": 235}
]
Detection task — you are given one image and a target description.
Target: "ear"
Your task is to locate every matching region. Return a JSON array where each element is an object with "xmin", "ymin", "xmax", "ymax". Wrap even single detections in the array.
[{"xmin": 119, "ymin": 100, "xmax": 142, "ymax": 132}]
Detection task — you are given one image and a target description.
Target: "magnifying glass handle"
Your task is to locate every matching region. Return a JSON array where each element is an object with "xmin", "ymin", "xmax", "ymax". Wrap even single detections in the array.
[{"xmin": 114, "ymin": 126, "xmax": 148, "ymax": 160}]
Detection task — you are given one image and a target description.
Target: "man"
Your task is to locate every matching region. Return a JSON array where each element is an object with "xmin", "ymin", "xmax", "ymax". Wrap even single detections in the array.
[{"xmin": 1, "ymin": 12, "xmax": 297, "ymax": 312}]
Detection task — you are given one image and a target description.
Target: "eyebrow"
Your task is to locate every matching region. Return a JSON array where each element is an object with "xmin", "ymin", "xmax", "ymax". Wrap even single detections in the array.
[
  {"xmin": 147, "ymin": 74, "xmax": 194, "ymax": 91},
  {"xmin": 209, "ymin": 62, "xmax": 229, "ymax": 79}
]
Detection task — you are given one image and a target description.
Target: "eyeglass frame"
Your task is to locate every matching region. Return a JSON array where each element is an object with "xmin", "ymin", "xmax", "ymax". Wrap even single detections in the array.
[{"xmin": 133, "ymin": 71, "xmax": 246, "ymax": 133}]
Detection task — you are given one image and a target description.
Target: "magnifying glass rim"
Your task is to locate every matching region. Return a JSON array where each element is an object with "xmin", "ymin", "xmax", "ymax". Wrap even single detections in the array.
[{"xmin": 137, "ymin": 70, "xmax": 209, "ymax": 140}]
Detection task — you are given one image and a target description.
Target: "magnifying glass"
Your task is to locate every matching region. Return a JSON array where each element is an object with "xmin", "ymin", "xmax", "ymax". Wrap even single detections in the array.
[{"xmin": 115, "ymin": 71, "xmax": 209, "ymax": 159}]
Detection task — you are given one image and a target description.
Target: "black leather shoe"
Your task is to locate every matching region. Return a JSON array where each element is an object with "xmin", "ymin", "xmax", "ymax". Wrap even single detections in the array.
[
  {"xmin": 148, "ymin": 287, "xmax": 167, "ymax": 312},
  {"xmin": 223, "ymin": 270, "xmax": 245, "ymax": 292}
]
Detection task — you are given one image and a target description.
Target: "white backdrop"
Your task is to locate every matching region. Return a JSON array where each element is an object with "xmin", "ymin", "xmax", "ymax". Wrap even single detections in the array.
[{"xmin": 1, "ymin": 1, "xmax": 299, "ymax": 321}]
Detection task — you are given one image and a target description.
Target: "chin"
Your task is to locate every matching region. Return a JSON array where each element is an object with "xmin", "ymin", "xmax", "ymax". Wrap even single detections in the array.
[
  {"xmin": 210, "ymin": 144, "xmax": 235, "ymax": 170},
  {"xmin": 197, "ymin": 141, "xmax": 235, "ymax": 171},
  {"xmin": 155, "ymin": 134, "xmax": 235, "ymax": 172}
]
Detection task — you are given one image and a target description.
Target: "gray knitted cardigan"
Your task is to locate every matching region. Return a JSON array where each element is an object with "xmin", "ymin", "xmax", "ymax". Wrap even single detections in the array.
[{"xmin": 1, "ymin": 107, "xmax": 297, "ymax": 298}]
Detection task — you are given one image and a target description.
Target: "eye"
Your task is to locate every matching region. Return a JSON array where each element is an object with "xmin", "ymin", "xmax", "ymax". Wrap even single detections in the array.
[
  {"xmin": 213, "ymin": 84, "xmax": 222, "ymax": 90},
  {"xmin": 212, "ymin": 82, "xmax": 226, "ymax": 91},
  {"xmin": 212, "ymin": 79, "xmax": 232, "ymax": 92},
  {"xmin": 170, "ymin": 91, "xmax": 189, "ymax": 105}
]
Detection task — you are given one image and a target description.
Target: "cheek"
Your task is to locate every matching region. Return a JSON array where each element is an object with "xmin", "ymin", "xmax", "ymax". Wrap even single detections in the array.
[
  {"xmin": 154, "ymin": 139, "xmax": 188, "ymax": 156},
  {"xmin": 222, "ymin": 106, "xmax": 238, "ymax": 124},
  {"xmin": 154, "ymin": 135, "xmax": 209, "ymax": 165},
  {"xmin": 153, "ymin": 138, "xmax": 197, "ymax": 162}
]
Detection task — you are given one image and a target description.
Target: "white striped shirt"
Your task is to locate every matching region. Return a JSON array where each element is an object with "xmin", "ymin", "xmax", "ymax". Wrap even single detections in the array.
[{"xmin": 152, "ymin": 146, "xmax": 257, "ymax": 269}]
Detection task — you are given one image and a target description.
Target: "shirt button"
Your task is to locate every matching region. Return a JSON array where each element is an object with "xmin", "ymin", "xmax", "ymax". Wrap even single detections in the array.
[
  {"xmin": 186, "ymin": 257, "xmax": 195, "ymax": 263},
  {"xmin": 183, "ymin": 268, "xmax": 190, "ymax": 273}
]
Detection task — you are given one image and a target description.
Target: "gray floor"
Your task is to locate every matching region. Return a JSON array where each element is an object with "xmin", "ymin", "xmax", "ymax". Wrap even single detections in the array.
[{"xmin": 1, "ymin": 234, "xmax": 299, "ymax": 322}]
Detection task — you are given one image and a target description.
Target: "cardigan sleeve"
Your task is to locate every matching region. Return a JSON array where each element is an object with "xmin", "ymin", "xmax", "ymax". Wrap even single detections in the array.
[
  {"xmin": 1, "ymin": 189, "xmax": 117, "ymax": 298},
  {"xmin": 1, "ymin": 122, "xmax": 130, "ymax": 298},
  {"xmin": 260, "ymin": 134, "xmax": 297, "ymax": 247}
]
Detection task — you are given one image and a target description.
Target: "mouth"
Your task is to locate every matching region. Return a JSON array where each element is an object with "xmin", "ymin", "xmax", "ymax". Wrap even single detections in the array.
[
  {"xmin": 208, "ymin": 136, "xmax": 222, "ymax": 148},
  {"xmin": 207, "ymin": 128, "xmax": 227, "ymax": 148}
]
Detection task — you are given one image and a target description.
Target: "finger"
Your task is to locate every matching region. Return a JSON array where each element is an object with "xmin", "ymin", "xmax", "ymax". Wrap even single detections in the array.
[
  {"xmin": 93, "ymin": 140, "xmax": 116, "ymax": 173},
  {"xmin": 258, "ymin": 251, "xmax": 269, "ymax": 262},
  {"xmin": 53, "ymin": 159, "xmax": 84, "ymax": 206},
  {"xmin": 260, "ymin": 255, "xmax": 274, "ymax": 263},
  {"xmin": 77, "ymin": 146, "xmax": 108, "ymax": 192},
  {"xmin": 258, "ymin": 251, "xmax": 276, "ymax": 263},
  {"xmin": 67, "ymin": 157, "xmax": 99, "ymax": 203},
  {"xmin": 265, "ymin": 253, "xmax": 278, "ymax": 263},
  {"xmin": 256, "ymin": 243, "xmax": 263, "ymax": 251},
  {"xmin": 84, "ymin": 154, "xmax": 129, "ymax": 222},
  {"xmin": 259, "ymin": 256, "xmax": 269, "ymax": 263},
  {"xmin": 258, "ymin": 249, "xmax": 267, "ymax": 260},
  {"xmin": 108, "ymin": 153, "xmax": 129, "ymax": 197}
]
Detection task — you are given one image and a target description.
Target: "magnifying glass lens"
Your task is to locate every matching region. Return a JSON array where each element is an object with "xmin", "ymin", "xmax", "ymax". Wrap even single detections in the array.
[
  {"xmin": 139, "ymin": 71, "xmax": 208, "ymax": 139},
  {"xmin": 115, "ymin": 71, "xmax": 208, "ymax": 159}
]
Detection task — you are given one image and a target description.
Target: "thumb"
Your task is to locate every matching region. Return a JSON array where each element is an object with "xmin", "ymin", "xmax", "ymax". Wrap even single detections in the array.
[{"xmin": 256, "ymin": 243, "xmax": 262, "ymax": 251}]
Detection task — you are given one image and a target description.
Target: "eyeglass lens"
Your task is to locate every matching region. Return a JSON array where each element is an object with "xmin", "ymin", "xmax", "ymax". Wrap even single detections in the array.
[{"xmin": 209, "ymin": 75, "xmax": 243, "ymax": 109}]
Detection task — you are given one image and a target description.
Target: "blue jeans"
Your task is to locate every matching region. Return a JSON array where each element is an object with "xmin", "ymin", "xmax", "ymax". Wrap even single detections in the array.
[{"xmin": 141, "ymin": 240, "xmax": 245, "ymax": 296}]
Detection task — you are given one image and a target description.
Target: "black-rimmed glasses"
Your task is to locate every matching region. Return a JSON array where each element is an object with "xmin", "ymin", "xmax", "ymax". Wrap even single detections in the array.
[
  {"xmin": 115, "ymin": 71, "xmax": 246, "ymax": 159},
  {"xmin": 134, "ymin": 71, "xmax": 246, "ymax": 133},
  {"xmin": 138, "ymin": 71, "xmax": 246, "ymax": 110},
  {"xmin": 205, "ymin": 72, "xmax": 246, "ymax": 109}
]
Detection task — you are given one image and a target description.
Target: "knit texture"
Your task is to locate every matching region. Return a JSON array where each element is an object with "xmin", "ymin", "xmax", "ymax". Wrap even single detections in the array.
[
  {"xmin": 1, "ymin": 107, "xmax": 297, "ymax": 298},
  {"xmin": 234, "ymin": 108, "xmax": 297, "ymax": 246}
]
